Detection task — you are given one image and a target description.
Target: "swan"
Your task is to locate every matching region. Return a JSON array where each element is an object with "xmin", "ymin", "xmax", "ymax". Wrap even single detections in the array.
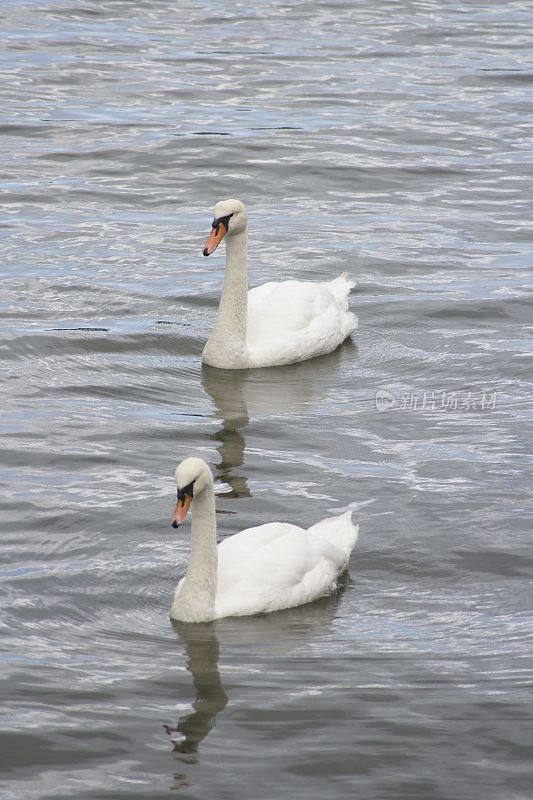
[
  {"xmin": 169, "ymin": 457, "xmax": 359, "ymax": 623},
  {"xmin": 201, "ymin": 199, "xmax": 357, "ymax": 369}
]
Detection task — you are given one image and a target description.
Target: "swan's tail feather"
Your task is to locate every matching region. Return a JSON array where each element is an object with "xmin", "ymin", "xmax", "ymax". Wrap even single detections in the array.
[
  {"xmin": 329, "ymin": 272, "xmax": 355, "ymax": 301},
  {"xmin": 308, "ymin": 509, "xmax": 359, "ymax": 560}
]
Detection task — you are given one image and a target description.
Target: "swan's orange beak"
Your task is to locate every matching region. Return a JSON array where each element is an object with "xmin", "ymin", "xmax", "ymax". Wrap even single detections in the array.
[
  {"xmin": 171, "ymin": 494, "xmax": 191, "ymax": 529},
  {"xmin": 203, "ymin": 220, "xmax": 228, "ymax": 256}
]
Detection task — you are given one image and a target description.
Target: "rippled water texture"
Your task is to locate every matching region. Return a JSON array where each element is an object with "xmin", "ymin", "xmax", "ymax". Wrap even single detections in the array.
[{"xmin": 1, "ymin": 1, "xmax": 533, "ymax": 798}]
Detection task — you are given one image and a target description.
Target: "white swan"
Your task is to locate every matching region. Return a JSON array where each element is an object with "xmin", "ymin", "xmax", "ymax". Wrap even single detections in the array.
[
  {"xmin": 201, "ymin": 199, "xmax": 357, "ymax": 369},
  {"xmin": 169, "ymin": 457, "xmax": 359, "ymax": 623}
]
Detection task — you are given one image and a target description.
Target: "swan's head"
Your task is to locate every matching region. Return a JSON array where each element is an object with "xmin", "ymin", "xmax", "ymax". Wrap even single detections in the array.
[
  {"xmin": 203, "ymin": 199, "xmax": 248, "ymax": 256},
  {"xmin": 171, "ymin": 457, "xmax": 213, "ymax": 528}
]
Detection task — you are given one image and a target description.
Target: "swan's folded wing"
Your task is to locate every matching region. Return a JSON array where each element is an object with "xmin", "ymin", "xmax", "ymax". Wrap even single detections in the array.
[
  {"xmin": 215, "ymin": 522, "xmax": 343, "ymax": 618},
  {"xmin": 246, "ymin": 280, "xmax": 357, "ymax": 367},
  {"xmin": 247, "ymin": 281, "xmax": 332, "ymax": 335},
  {"xmin": 216, "ymin": 522, "xmax": 305, "ymax": 586}
]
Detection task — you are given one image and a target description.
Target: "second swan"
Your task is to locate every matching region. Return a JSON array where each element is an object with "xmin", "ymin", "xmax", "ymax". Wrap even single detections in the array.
[{"xmin": 170, "ymin": 457, "xmax": 359, "ymax": 623}]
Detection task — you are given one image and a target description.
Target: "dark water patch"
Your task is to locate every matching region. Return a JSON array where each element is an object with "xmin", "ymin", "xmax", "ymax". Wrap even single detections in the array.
[
  {"xmin": 250, "ymin": 126, "xmax": 303, "ymax": 131},
  {"xmin": 0, "ymin": 731, "xmax": 122, "ymax": 772},
  {"xmin": 478, "ymin": 71, "xmax": 533, "ymax": 85},
  {"xmin": 423, "ymin": 304, "xmax": 511, "ymax": 321},
  {"xmin": 47, "ymin": 326, "xmax": 110, "ymax": 332},
  {"xmin": 0, "ymin": 331, "xmax": 200, "ymax": 358},
  {"xmin": 192, "ymin": 131, "xmax": 231, "ymax": 136},
  {"xmin": 0, "ymin": 124, "xmax": 56, "ymax": 137},
  {"xmin": 451, "ymin": 549, "xmax": 533, "ymax": 578}
]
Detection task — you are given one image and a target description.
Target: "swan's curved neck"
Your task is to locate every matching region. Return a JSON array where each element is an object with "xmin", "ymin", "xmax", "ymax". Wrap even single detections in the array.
[
  {"xmin": 173, "ymin": 488, "xmax": 218, "ymax": 622},
  {"xmin": 205, "ymin": 228, "xmax": 248, "ymax": 361}
]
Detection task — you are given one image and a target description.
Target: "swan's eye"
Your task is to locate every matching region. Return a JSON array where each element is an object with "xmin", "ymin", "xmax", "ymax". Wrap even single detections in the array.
[
  {"xmin": 212, "ymin": 213, "xmax": 233, "ymax": 231},
  {"xmin": 177, "ymin": 481, "xmax": 194, "ymax": 501}
]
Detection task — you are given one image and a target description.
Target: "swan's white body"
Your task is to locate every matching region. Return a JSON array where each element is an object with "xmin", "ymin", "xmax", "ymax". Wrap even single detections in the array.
[
  {"xmin": 170, "ymin": 458, "xmax": 359, "ymax": 623},
  {"xmin": 201, "ymin": 200, "xmax": 357, "ymax": 369}
]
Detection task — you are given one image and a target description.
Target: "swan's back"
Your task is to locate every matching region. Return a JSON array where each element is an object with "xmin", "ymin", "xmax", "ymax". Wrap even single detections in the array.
[{"xmin": 214, "ymin": 511, "xmax": 358, "ymax": 619}]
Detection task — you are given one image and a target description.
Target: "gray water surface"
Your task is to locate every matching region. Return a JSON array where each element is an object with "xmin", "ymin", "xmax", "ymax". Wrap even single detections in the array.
[{"xmin": 1, "ymin": 1, "xmax": 533, "ymax": 799}]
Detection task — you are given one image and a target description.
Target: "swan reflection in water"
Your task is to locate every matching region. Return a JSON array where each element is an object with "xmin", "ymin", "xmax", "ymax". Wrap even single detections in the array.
[
  {"xmin": 200, "ymin": 339, "xmax": 357, "ymax": 499},
  {"xmin": 165, "ymin": 576, "xmax": 348, "ymax": 770},
  {"xmin": 164, "ymin": 621, "xmax": 228, "ymax": 762}
]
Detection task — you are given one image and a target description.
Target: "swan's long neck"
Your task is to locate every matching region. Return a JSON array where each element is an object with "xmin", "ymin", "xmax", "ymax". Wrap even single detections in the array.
[
  {"xmin": 174, "ymin": 488, "xmax": 218, "ymax": 622},
  {"xmin": 204, "ymin": 228, "xmax": 248, "ymax": 364}
]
